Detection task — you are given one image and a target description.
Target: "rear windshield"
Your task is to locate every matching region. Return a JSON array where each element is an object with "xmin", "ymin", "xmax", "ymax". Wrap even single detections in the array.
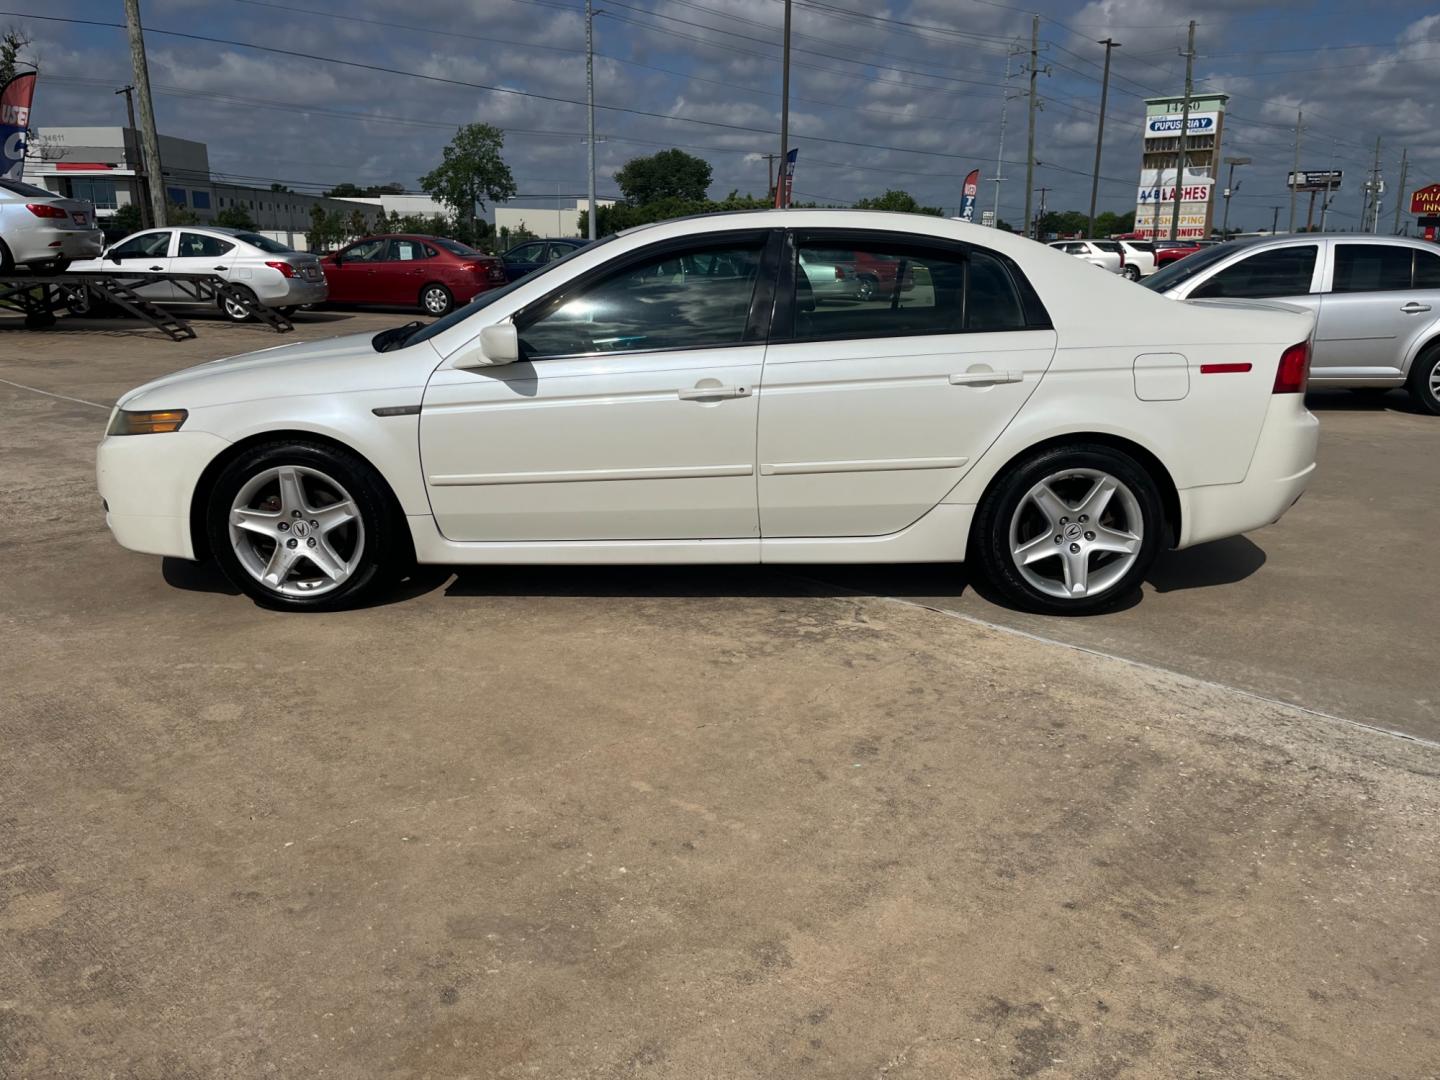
[
  {"xmin": 1091, "ymin": 241, "xmax": 1122, "ymax": 252},
  {"xmin": 433, "ymin": 238, "xmax": 480, "ymax": 256},
  {"xmin": 1125, "ymin": 241, "xmax": 1156, "ymax": 253},
  {"xmin": 0, "ymin": 178, "xmax": 57, "ymax": 199},
  {"xmin": 234, "ymin": 232, "xmax": 294, "ymax": 253}
]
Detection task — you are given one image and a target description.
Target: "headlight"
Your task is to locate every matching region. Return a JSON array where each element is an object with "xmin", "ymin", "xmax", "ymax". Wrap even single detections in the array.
[{"xmin": 106, "ymin": 408, "xmax": 189, "ymax": 436}]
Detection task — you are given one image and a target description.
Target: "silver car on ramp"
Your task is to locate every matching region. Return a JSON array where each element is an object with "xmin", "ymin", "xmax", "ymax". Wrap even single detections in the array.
[
  {"xmin": 0, "ymin": 177, "xmax": 104, "ymax": 272},
  {"xmin": 1144, "ymin": 234, "xmax": 1440, "ymax": 414}
]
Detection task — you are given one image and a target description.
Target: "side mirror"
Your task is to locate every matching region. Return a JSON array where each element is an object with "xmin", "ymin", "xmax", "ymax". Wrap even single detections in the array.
[
  {"xmin": 454, "ymin": 323, "xmax": 520, "ymax": 369},
  {"xmin": 107, "ymin": 250, "xmax": 123, "ymax": 264}
]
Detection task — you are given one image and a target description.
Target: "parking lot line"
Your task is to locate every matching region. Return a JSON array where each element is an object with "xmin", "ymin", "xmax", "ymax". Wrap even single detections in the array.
[{"xmin": 0, "ymin": 376, "xmax": 110, "ymax": 410}]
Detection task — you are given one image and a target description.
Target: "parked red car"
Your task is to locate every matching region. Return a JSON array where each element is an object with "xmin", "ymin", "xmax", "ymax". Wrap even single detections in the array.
[
  {"xmin": 1153, "ymin": 240, "xmax": 1204, "ymax": 267},
  {"xmin": 319, "ymin": 234, "xmax": 508, "ymax": 316}
]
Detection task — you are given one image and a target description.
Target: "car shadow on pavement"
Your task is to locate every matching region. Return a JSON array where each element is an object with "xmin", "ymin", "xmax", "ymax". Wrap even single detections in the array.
[
  {"xmin": 1305, "ymin": 388, "xmax": 1423, "ymax": 414},
  {"xmin": 1146, "ymin": 535, "xmax": 1266, "ymax": 593}
]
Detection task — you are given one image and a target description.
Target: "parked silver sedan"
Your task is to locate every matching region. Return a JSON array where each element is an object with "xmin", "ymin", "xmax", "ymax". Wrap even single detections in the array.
[
  {"xmin": 1144, "ymin": 234, "xmax": 1440, "ymax": 414},
  {"xmin": 72, "ymin": 226, "xmax": 327, "ymax": 320},
  {"xmin": 0, "ymin": 177, "xmax": 104, "ymax": 272}
]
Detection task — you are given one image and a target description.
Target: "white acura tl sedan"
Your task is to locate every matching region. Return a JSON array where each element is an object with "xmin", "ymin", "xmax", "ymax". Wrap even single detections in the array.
[{"xmin": 97, "ymin": 210, "xmax": 1318, "ymax": 615}]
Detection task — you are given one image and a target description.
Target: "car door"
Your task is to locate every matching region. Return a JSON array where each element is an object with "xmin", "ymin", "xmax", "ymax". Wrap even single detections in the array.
[
  {"xmin": 169, "ymin": 231, "xmax": 237, "ymax": 304},
  {"xmin": 419, "ymin": 231, "xmax": 777, "ymax": 542},
  {"xmin": 325, "ymin": 238, "xmax": 386, "ymax": 304},
  {"xmin": 372, "ymin": 238, "xmax": 430, "ymax": 306},
  {"xmin": 1186, "ymin": 242, "xmax": 1321, "ymax": 338},
  {"xmin": 105, "ymin": 229, "xmax": 176, "ymax": 299},
  {"xmin": 1315, "ymin": 242, "xmax": 1427, "ymax": 377},
  {"xmin": 757, "ymin": 232, "xmax": 1057, "ymax": 538}
]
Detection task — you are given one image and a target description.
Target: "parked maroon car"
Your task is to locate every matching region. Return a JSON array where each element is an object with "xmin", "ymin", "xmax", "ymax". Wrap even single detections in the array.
[{"xmin": 319, "ymin": 234, "xmax": 508, "ymax": 315}]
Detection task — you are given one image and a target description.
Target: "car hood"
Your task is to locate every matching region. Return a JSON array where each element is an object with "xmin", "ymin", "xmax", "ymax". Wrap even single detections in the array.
[{"xmin": 118, "ymin": 332, "xmax": 442, "ymax": 410}]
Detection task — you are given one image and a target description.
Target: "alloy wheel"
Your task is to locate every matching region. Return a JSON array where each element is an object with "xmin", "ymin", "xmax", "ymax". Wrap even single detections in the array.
[
  {"xmin": 228, "ymin": 465, "xmax": 365, "ymax": 597},
  {"xmin": 1007, "ymin": 468, "xmax": 1143, "ymax": 600},
  {"xmin": 422, "ymin": 286, "xmax": 450, "ymax": 315}
]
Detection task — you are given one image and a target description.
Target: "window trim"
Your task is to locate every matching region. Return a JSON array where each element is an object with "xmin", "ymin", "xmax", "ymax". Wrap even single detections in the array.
[
  {"xmin": 176, "ymin": 231, "xmax": 234, "ymax": 259},
  {"xmin": 512, "ymin": 229, "xmax": 783, "ymax": 362},
  {"xmin": 770, "ymin": 228, "xmax": 1051, "ymax": 345},
  {"xmin": 1188, "ymin": 242, "xmax": 1321, "ymax": 300}
]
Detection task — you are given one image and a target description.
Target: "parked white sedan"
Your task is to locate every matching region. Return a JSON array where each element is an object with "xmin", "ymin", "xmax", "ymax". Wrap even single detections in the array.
[
  {"xmin": 72, "ymin": 226, "xmax": 327, "ymax": 319},
  {"xmin": 97, "ymin": 210, "xmax": 1318, "ymax": 614}
]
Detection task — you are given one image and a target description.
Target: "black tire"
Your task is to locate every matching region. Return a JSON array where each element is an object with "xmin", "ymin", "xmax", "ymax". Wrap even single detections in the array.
[
  {"xmin": 205, "ymin": 440, "xmax": 405, "ymax": 611},
  {"xmin": 220, "ymin": 286, "xmax": 258, "ymax": 322},
  {"xmin": 0, "ymin": 239, "xmax": 13, "ymax": 274},
  {"xmin": 23, "ymin": 311, "xmax": 57, "ymax": 330},
  {"xmin": 855, "ymin": 274, "xmax": 878, "ymax": 302},
  {"xmin": 31, "ymin": 258, "xmax": 70, "ymax": 276},
  {"xmin": 420, "ymin": 283, "xmax": 453, "ymax": 316},
  {"xmin": 973, "ymin": 443, "xmax": 1165, "ymax": 615},
  {"xmin": 1407, "ymin": 345, "xmax": 1440, "ymax": 416},
  {"xmin": 276, "ymin": 306, "xmax": 297, "ymax": 317},
  {"xmin": 1123, "ymin": 265, "xmax": 1141, "ymax": 282}
]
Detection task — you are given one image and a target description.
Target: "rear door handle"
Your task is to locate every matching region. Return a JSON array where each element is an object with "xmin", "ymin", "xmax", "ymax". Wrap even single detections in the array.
[
  {"xmin": 678, "ymin": 385, "xmax": 751, "ymax": 400},
  {"xmin": 1401, "ymin": 302, "xmax": 1432, "ymax": 314},
  {"xmin": 950, "ymin": 371, "xmax": 1022, "ymax": 386},
  {"xmin": 147, "ymin": 264, "xmax": 164, "ymax": 271}
]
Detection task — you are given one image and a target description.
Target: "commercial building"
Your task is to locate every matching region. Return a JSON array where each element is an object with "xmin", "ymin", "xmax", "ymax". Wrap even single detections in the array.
[
  {"xmin": 1134, "ymin": 93, "xmax": 1229, "ymax": 240},
  {"xmin": 495, "ymin": 199, "xmax": 612, "ymax": 239}
]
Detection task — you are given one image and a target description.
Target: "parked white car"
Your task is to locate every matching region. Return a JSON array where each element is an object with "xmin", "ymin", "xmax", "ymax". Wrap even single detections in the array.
[
  {"xmin": 1047, "ymin": 239, "xmax": 1126, "ymax": 275},
  {"xmin": 71, "ymin": 226, "xmax": 326, "ymax": 319},
  {"xmin": 1118, "ymin": 240, "xmax": 1159, "ymax": 280},
  {"xmin": 97, "ymin": 210, "xmax": 1318, "ymax": 615},
  {"xmin": 0, "ymin": 176, "xmax": 103, "ymax": 272}
]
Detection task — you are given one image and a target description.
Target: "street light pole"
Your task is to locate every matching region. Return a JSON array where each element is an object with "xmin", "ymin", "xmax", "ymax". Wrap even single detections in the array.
[
  {"xmin": 1087, "ymin": 37, "xmax": 1119, "ymax": 239},
  {"xmin": 585, "ymin": 0, "xmax": 597, "ymax": 241},
  {"xmin": 1168, "ymin": 20, "xmax": 1195, "ymax": 241},
  {"xmin": 777, "ymin": 0, "xmax": 791, "ymax": 208},
  {"xmin": 1221, "ymin": 155, "xmax": 1250, "ymax": 237}
]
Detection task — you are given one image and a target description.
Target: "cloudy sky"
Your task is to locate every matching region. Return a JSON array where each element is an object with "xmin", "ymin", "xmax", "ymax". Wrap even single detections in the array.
[{"xmin": 4, "ymin": 0, "xmax": 1437, "ymax": 231}]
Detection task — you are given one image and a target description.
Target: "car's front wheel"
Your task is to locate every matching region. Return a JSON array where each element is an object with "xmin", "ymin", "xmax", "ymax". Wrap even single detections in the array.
[
  {"xmin": 206, "ymin": 441, "xmax": 403, "ymax": 610},
  {"xmin": 1123, "ymin": 265, "xmax": 1141, "ymax": 281},
  {"xmin": 974, "ymin": 444, "xmax": 1164, "ymax": 615},
  {"xmin": 1408, "ymin": 344, "xmax": 1440, "ymax": 416}
]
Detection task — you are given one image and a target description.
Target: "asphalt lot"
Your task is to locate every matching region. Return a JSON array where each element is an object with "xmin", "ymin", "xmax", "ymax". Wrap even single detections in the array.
[{"xmin": 3, "ymin": 309, "xmax": 1439, "ymax": 1077}]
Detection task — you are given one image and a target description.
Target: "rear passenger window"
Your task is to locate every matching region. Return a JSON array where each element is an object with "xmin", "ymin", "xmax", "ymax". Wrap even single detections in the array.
[
  {"xmin": 1191, "ymin": 245, "xmax": 1317, "ymax": 299},
  {"xmin": 1332, "ymin": 245, "xmax": 1412, "ymax": 293},
  {"xmin": 1414, "ymin": 250, "xmax": 1440, "ymax": 289},
  {"xmin": 791, "ymin": 240, "xmax": 1029, "ymax": 341}
]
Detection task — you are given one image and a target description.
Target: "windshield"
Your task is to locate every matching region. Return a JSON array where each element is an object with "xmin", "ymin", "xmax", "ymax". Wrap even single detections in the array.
[
  {"xmin": 432, "ymin": 238, "xmax": 479, "ymax": 256},
  {"xmin": 0, "ymin": 178, "xmax": 59, "ymax": 199},
  {"xmin": 1142, "ymin": 243, "xmax": 1243, "ymax": 293},
  {"xmin": 235, "ymin": 232, "xmax": 294, "ymax": 254},
  {"xmin": 390, "ymin": 233, "xmax": 620, "ymax": 351}
]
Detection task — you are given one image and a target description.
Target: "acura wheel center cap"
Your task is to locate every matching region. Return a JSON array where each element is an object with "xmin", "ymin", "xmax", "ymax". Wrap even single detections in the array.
[
  {"xmin": 1064, "ymin": 522, "xmax": 1083, "ymax": 542},
  {"xmin": 292, "ymin": 520, "xmax": 309, "ymax": 538}
]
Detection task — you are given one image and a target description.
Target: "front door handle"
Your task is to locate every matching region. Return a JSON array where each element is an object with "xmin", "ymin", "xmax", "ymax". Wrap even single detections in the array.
[
  {"xmin": 1401, "ymin": 302, "xmax": 1432, "ymax": 314},
  {"xmin": 213, "ymin": 265, "xmax": 228, "ymax": 272},
  {"xmin": 678, "ymin": 384, "xmax": 751, "ymax": 401},
  {"xmin": 147, "ymin": 264, "xmax": 164, "ymax": 271},
  {"xmin": 950, "ymin": 371, "xmax": 1022, "ymax": 386}
]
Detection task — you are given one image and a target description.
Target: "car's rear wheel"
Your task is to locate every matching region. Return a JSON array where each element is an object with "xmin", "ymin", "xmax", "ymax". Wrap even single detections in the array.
[
  {"xmin": 220, "ymin": 286, "xmax": 258, "ymax": 322},
  {"xmin": 31, "ymin": 258, "xmax": 69, "ymax": 276},
  {"xmin": 0, "ymin": 240, "xmax": 13, "ymax": 274},
  {"xmin": 855, "ymin": 274, "xmax": 878, "ymax": 301},
  {"xmin": 974, "ymin": 444, "xmax": 1164, "ymax": 615},
  {"xmin": 206, "ymin": 441, "xmax": 402, "ymax": 611},
  {"xmin": 1123, "ymin": 265, "xmax": 1141, "ymax": 281},
  {"xmin": 1407, "ymin": 345, "xmax": 1440, "ymax": 416},
  {"xmin": 420, "ymin": 283, "xmax": 452, "ymax": 316}
]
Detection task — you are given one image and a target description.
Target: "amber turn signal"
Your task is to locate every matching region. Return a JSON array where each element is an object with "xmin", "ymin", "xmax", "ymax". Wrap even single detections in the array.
[{"xmin": 107, "ymin": 408, "xmax": 189, "ymax": 436}]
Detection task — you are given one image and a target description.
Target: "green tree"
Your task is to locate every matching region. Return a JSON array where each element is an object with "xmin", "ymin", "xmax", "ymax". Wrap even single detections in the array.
[
  {"xmin": 614, "ymin": 149, "xmax": 712, "ymax": 206},
  {"xmin": 419, "ymin": 123, "xmax": 517, "ymax": 244},
  {"xmin": 1, "ymin": 26, "xmax": 30, "ymax": 83},
  {"xmin": 853, "ymin": 189, "xmax": 943, "ymax": 216},
  {"xmin": 168, "ymin": 201, "xmax": 199, "ymax": 226},
  {"xmin": 215, "ymin": 204, "xmax": 256, "ymax": 230},
  {"xmin": 110, "ymin": 202, "xmax": 143, "ymax": 235},
  {"xmin": 1093, "ymin": 210, "xmax": 1136, "ymax": 237},
  {"xmin": 1035, "ymin": 209, "xmax": 1089, "ymax": 238}
]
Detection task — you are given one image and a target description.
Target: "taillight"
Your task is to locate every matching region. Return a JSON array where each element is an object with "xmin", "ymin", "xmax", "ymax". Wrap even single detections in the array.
[
  {"xmin": 265, "ymin": 260, "xmax": 296, "ymax": 278},
  {"xmin": 1118, "ymin": 248, "xmax": 1126, "ymax": 266},
  {"xmin": 1274, "ymin": 340, "xmax": 1310, "ymax": 394},
  {"xmin": 26, "ymin": 203, "xmax": 68, "ymax": 219}
]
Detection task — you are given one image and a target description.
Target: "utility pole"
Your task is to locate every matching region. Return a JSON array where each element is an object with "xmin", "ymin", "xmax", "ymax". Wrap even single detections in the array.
[
  {"xmin": 1168, "ymin": 20, "xmax": 1196, "ymax": 241},
  {"xmin": 1024, "ymin": 15, "xmax": 1039, "ymax": 239},
  {"xmin": 762, "ymin": 152, "xmax": 780, "ymax": 201},
  {"xmin": 1287, "ymin": 109, "xmax": 1302, "ymax": 234},
  {"xmin": 1034, "ymin": 185, "xmax": 1049, "ymax": 236},
  {"xmin": 122, "ymin": 0, "xmax": 167, "ymax": 228},
  {"xmin": 114, "ymin": 84, "xmax": 150, "ymax": 228},
  {"xmin": 1220, "ymin": 155, "xmax": 1249, "ymax": 237},
  {"xmin": 1087, "ymin": 37, "xmax": 1119, "ymax": 238},
  {"xmin": 585, "ymin": 0, "xmax": 598, "ymax": 241},
  {"xmin": 1369, "ymin": 136, "xmax": 1382, "ymax": 233},
  {"xmin": 777, "ymin": 0, "xmax": 791, "ymax": 208},
  {"xmin": 990, "ymin": 44, "xmax": 1021, "ymax": 228},
  {"xmin": 1393, "ymin": 147, "xmax": 1408, "ymax": 235},
  {"xmin": 1319, "ymin": 176, "xmax": 1334, "ymax": 231},
  {"xmin": 1270, "ymin": 205, "xmax": 1281, "ymax": 235}
]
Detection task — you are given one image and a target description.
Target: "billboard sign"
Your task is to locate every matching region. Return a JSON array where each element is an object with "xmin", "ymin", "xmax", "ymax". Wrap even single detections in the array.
[
  {"xmin": 0, "ymin": 71, "xmax": 37, "ymax": 181},
  {"xmin": 1287, "ymin": 170, "xmax": 1343, "ymax": 192},
  {"xmin": 1143, "ymin": 111, "xmax": 1218, "ymax": 140},
  {"xmin": 1411, "ymin": 184, "xmax": 1440, "ymax": 215}
]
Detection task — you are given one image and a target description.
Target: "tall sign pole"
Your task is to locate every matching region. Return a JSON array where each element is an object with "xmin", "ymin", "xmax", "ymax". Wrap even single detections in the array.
[
  {"xmin": 585, "ymin": 0, "xmax": 597, "ymax": 240},
  {"xmin": 1393, "ymin": 148, "xmax": 1408, "ymax": 235},
  {"xmin": 1168, "ymin": 20, "xmax": 1195, "ymax": 241},
  {"xmin": 777, "ymin": 0, "xmax": 791, "ymax": 208},
  {"xmin": 1287, "ymin": 109, "xmax": 1302, "ymax": 234},
  {"xmin": 1023, "ymin": 15, "xmax": 1039, "ymax": 238},
  {"xmin": 1087, "ymin": 37, "xmax": 1119, "ymax": 239},
  {"xmin": 122, "ymin": 0, "xmax": 167, "ymax": 228},
  {"xmin": 1369, "ymin": 136, "xmax": 1382, "ymax": 233}
]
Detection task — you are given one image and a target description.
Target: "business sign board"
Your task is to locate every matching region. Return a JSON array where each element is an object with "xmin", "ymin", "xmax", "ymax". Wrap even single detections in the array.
[
  {"xmin": 1143, "ymin": 111, "xmax": 1219, "ymax": 140},
  {"xmin": 981, "ymin": 209, "xmax": 995, "ymax": 227},
  {"xmin": 1411, "ymin": 184, "xmax": 1440, "ymax": 215},
  {"xmin": 1287, "ymin": 170, "xmax": 1343, "ymax": 192},
  {"xmin": 1132, "ymin": 209, "xmax": 1208, "ymax": 240}
]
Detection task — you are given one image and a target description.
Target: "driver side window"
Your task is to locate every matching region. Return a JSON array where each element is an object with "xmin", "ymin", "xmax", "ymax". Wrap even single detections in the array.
[
  {"xmin": 343, "ymin": 239, "xmax": 386, "ymax": 263},
  {"xmin": 518, "ymin": 241, "xmax": 765, "ymax": 360},
  {"xmin": 1191, "ymin": 245, "xmax": 1317, "ymax": 299},
  {"xmin": 111, "ymin": 231, "xmax": 172, "ymax": 259}
]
